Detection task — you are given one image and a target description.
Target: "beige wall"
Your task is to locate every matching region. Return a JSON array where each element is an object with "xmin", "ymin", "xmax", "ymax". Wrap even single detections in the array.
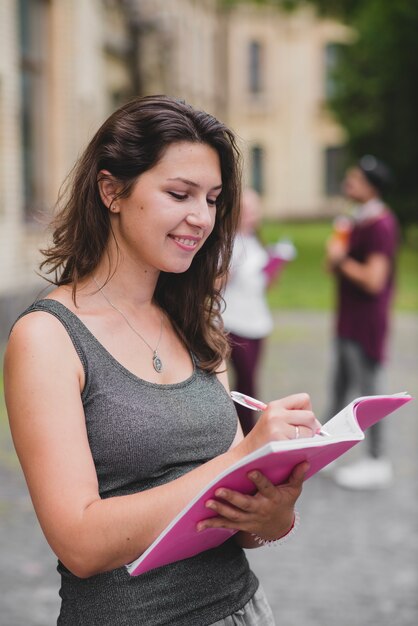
[
  {"xmin": 0, "ymin": 0, "xmax": 131, "ymax": 313},
  {"xmin": 225, "ymin": 3, "xmax": 350, "ymax": 219},
  {"xmin": 138, "ymin": 0, "xmax": 224, "ymax": 117},
  {"xmin": 0, "ymin": 0, "xmax": 23, "ymax": 291}
]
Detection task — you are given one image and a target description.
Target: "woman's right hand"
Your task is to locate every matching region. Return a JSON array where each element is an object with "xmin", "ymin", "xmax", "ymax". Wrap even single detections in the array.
[{"xmin": 238, "ymin": 393, "xmax": 321, "ymax": 457}]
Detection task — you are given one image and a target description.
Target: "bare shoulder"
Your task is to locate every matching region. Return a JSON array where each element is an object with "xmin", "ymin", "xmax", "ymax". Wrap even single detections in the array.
[
  {"xmin": 7, "ymin": 285, "xmax": 78, "ymax": 349},
  {"xmin": 7, "ymin": 305, "xmax": 70, "ymax": 354},
  {"xmin": 4, "ymin": 300, "xmax": 88, "ymax": 468},
  {"xmin": 4, "ymin": 302, "xmax": 84, "ymax": 390}
]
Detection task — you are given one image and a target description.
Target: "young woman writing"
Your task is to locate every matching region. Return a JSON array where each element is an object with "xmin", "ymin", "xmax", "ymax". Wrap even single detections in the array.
[{"xmin": 4, "ymin": 95, "xmax": 319, "ymax": 625}]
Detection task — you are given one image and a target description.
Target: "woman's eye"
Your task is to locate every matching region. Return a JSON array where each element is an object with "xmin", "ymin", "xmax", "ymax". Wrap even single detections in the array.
[
  {"xmin": 168, "ymin": 192, "xmax": 187, "ymax": 201},
  {"xmin": 207, "ymin": 198, "xmax": 218, "ymax": 207}
]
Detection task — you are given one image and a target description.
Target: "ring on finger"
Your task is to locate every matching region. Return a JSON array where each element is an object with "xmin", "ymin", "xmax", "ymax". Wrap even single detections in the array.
[{"xmin": 294, "ymin": 426, "xmax": 300, "ymax": 439}]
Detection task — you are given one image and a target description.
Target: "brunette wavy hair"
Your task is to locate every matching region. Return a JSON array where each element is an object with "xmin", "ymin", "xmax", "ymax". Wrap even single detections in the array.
[{"xmin": 40, "ymin": 95, "xmax": 242, "ymax": 372}]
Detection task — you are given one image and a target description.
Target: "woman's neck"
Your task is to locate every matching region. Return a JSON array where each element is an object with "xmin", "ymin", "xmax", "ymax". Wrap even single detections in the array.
[{"xmin": 92, "ymin": 255, "xmax": 159, "ymax": 309}]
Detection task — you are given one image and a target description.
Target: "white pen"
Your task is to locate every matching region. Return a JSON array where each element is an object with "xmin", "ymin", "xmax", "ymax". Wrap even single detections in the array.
[
  {"xmin": 230, "ymin": 390, "xmax": 331, "ymax": 437},
  {"xmin": 230, "ymin": 391, "xmax": 267, "ymax": 411}
]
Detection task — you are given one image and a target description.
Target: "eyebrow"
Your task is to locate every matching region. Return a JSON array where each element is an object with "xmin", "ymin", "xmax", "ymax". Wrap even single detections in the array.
[{"xmin": 167, "ymin": 177, "xmax": 222, "ymax": 191}]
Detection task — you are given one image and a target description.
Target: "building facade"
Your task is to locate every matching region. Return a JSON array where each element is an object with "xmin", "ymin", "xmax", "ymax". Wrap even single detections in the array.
[
  {"xmin": 224, "ymin": 2, "xmax": 350, "ymax": 218},
  {"xmin": 0, "ymin": 0, "xmax": 133, "ymax": 335},
  {"xmin": 0, "ymin": 0, "xmax": 349, "ymax": 335}
]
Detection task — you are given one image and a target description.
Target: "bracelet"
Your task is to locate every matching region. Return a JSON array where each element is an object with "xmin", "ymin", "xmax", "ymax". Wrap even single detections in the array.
[{"xmin": 251, "ymin": 510, "xmax": 300, "ymax": 547}]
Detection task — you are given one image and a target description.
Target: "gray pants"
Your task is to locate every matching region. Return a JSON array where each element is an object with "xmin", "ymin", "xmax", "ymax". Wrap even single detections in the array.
[
  {"xmin": 328, "ymin": 337, "xmax": 384, "ymax": 458},
  {"xmin": 210, "ymin": 586, "xmax": 276, "ymax": 625}
]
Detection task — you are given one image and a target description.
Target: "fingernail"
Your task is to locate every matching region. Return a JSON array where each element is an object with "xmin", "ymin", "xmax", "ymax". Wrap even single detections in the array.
[
  {"xmin": 215, "ymin": 489, "xmax": 226, "ymax": 498},
  {"xmin": 249, "ymin": 471, "xmax": 259, "ymax": 479}
]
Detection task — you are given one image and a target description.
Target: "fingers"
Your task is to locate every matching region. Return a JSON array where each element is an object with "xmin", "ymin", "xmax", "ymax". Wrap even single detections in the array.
[
  {"xmin": 250, "ymin": 464, "xmax": 308, "ymax": 493},
  {"xmin": 274, "ymin": 392, "xmax": 313, "ymax": 411},
  {"xmin": 196, "ymin": 474, "xmax": 275, "ymax": 532},
  {"xmin": 285, "ymin": 422, "xmax": 318, "ymax": 440},
  {"xmin": 196, "ymin": 492, "xmax": 252, "ymax": 532},
  {"xmin": 203, "ymin": 495, "xmax": 251, "ymax": 524},
  {"xmin": 196, "ymin": 463, "xmax": 309, "ymax": 533},
  {"xmin": 237, "ymin": 393, "xmax": 321, "ymax": 456},
  {"xmin": 263, "ymin": 408, "xmax": 320, "ymax": 439},
  {"xmin": 262, "ymin": 395, "xmax": 322, "ymax": 438},
  {"xmin": 247, "ymin": 470, "xmax": 278, "ymax": 498},
  {"xmin": 287, "ymin": 461, "xmax": 310, "ymax": 486}
]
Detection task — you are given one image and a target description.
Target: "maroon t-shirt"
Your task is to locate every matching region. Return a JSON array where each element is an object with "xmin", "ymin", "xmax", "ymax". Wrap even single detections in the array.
[{"xmin": 336, "ymin": 210, "xmax": 399, "ymax": 363}]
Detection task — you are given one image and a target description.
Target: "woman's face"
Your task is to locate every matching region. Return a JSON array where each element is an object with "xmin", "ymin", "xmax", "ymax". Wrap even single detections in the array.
[
  {"xmin": 239, "ymin": 189, "xmax": 261, "ymax": 235},
  {"xmin": 110, "ymin": 141, "xmax": 222, "ymax": 275}
]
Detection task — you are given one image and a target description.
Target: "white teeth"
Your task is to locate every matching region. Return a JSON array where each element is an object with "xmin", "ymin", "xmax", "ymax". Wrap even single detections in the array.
[{"xmin": 174, "ymin": 237, "xmax": 197, "ymax": 247}]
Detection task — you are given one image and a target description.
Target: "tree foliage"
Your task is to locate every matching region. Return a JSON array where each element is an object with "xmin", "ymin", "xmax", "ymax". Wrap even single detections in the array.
[{"xmin": 322, "ymin": 0, "xmax": 418, "ymax": 226}]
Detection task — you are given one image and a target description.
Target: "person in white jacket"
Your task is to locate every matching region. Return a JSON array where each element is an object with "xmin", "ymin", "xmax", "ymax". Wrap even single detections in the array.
[{"xmin": 222, "ymin": 188, "xmax": 275, "ymax": 434}]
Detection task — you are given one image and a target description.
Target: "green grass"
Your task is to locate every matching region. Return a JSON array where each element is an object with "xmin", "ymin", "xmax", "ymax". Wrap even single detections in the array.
[{"xmin": 260, "ymin": 220, "xmax": 418, "ymax": 312}]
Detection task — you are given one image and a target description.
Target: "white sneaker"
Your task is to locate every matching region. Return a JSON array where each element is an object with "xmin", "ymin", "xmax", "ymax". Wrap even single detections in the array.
[{"xmin": 333, "ymin": 457, "xmax": 393, "ymax": 490}]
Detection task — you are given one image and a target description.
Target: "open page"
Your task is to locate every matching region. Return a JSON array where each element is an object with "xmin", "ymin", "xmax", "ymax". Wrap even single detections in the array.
[
  {"xmin": 322, "ymin": 392, "xmax": 409, "ymax": 437},
  {"xmin": 322, "ymin": 400, "xmax": 363, "ymax": 437}
]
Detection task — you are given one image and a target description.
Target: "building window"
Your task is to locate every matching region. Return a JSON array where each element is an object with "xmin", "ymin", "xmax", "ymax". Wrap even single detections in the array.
[
  {"xmin": 19, "ymin": 0, "xmax": 50, "ymax": 219},
  {"xmin": 324, "ymin": 146, "xmax": 347, "ymax": 196},
  {"xmin": 248, "ymin": 40, "xmax": 263, "ymax": 94},
  {"xmin": 251, "ymin": 145, "xmax": 264, "ymax": 194},
  {"xmin": 324, "ymin": 42, "xmax": 342, "ymax": 101}
]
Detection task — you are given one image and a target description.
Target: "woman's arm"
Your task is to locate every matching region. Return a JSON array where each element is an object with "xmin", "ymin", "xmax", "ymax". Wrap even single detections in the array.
[{"xmin": 5, "ymin": 314, "xmax": 319, "ymax": 577}]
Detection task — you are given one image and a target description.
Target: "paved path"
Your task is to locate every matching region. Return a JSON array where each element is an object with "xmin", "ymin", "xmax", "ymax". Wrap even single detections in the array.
[
  {"xmin": 247, "ymin": 311, "xmax": 418, "ymax": 626},
  {"xmin": 0, "ymin": 311, "xmax": 417, "ymax": 625}
]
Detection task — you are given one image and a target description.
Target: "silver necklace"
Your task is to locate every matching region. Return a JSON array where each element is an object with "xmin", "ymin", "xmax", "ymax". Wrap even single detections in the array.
[{"xmin": 92, "ymin": 277, "xmax": 164, "ymax": 373}]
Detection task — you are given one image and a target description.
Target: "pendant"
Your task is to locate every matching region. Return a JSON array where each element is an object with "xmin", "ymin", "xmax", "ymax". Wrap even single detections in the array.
[{"xmin": 153, "ymin": 351, "xmax": 163, "ymax": 373}]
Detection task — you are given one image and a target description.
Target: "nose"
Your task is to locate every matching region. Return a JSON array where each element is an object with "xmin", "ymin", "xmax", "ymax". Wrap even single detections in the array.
[{"xmin": 186, "ymin": 198, "xmax": 214, "ymax": 231}]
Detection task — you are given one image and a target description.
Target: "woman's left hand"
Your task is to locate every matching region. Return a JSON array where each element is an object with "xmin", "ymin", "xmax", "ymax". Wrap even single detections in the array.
[{"xmin": 196, "ymin": 461, "xmax": 308, "ymax": 541}]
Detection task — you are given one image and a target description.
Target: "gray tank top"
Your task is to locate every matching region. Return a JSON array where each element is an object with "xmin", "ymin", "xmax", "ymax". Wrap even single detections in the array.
[{"xmin": 20, "ymin": 300, "xmax": 258, "ymax": 626}]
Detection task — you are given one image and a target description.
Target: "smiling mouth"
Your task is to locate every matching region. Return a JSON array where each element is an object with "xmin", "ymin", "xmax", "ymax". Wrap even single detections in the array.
[{"xmin": 170, "ymin": 235, "xmax": 199, "ymax": 249}]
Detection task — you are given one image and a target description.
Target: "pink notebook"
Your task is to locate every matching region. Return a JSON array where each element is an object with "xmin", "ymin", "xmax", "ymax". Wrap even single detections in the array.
[{"xmin": 126, "ymin": 393, "xmax": 411, "ymax": 576}]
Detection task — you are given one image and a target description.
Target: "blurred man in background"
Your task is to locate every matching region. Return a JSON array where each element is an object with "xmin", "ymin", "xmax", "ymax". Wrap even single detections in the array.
[{"xmin": 325, "ymin": 155, "xmax": 399, "ymax": 489}]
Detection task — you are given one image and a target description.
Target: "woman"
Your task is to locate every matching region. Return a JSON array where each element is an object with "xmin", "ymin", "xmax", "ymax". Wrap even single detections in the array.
[
  {"xmin": 222, "ymin": 188, "xmax": 275, "ymax": 435},
  {"xmin": 4, "ymin": 95, "xmax": 319, "ymax": 625}
]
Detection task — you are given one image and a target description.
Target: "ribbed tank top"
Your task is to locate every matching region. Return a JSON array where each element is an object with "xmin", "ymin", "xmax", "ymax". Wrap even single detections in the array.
[{"xmin": 19, "ymin": 300, "xmax": 258, "ymax": 626}]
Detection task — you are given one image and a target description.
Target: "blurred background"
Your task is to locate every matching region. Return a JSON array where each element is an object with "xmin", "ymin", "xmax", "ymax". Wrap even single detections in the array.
[
  {"xmin": 0, "ymin": 1, "xmax": 417, "ymax": 624},
  {"xmin": 0, "ymin": 0, "xmax": 416, "ymax": 329}
]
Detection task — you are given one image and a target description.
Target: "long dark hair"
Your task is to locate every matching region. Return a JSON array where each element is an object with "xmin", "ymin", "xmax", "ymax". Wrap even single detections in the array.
[{"xmin": 40, "ymin": 95, "xmax": 242, "ymax": 372}]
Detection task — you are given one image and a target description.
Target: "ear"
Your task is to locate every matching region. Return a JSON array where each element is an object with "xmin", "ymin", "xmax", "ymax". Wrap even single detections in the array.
[{"xmin": 98, "ymin": 170, "xmax": 120, "ymax": 213}]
